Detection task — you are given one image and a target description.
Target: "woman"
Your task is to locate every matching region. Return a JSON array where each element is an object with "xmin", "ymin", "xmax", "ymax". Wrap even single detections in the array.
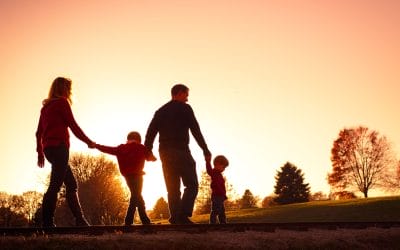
[{"xmin": 36, "ymin": 77, "xmax": 94, "ymax": 227}]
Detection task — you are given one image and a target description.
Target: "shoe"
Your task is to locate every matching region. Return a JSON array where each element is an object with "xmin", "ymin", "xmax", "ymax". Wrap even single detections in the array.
[
  {"xmin": 42, "ymin": 222, "xmax": 56, "ymax": 228},
  {"xmin": 76, "ymin": 217, "xmax": 90, "ymax": 227},
  {"xmin": 179, "ymin": 216, "xmax": 195, "ymax": 225},
  {"xmin": 168, "ymin": 217, "xmax": 180, "ymax": 224},
  {"xmin": 141, "ymin": 220, "xmax": 152, "ymax": 225}
]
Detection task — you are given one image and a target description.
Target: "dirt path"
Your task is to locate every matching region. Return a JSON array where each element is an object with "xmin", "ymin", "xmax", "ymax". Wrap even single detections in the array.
[{"xmin": 1, "ymin": 227, "xmax": 400, "ymax": 249}]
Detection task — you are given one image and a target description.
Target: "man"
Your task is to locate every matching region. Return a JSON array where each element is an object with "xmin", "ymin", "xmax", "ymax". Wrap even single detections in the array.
[{"xmin": 145, "ymin": 84, "xmax": 211, "ymax": 224}]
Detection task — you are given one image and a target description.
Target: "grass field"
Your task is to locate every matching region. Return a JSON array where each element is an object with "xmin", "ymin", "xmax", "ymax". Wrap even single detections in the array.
[
  {"xmin": 191, "ymin": 195, "xmax": 400, "ymax": 224},
  {"xmin": 1, "ymin": 196, "xmax": 400, "ymax": 249}
]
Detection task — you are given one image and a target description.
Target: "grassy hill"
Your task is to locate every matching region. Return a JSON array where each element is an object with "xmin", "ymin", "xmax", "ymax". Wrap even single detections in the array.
[{"xmin": 191, "ymin": 196, "xmax": 400, "ymax": 223}]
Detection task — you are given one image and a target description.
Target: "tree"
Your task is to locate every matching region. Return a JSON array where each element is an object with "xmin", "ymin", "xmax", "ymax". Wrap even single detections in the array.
[
  {"xmin": 49, "ymin": 153, "xmax": 129, "ymax": 226},
  {"xmin": 261, "ymin": 195, "xmax": 277, "ymax": 208},
  {"xmin": 274, "ymin": 162, "xmax": 310, "ymax": 205},
  {"xmin": 328, "ymin": 126, "xmax": 395, "ymax": 198},
  {"xmin": 194, "ymin": 171, "xmax": 212, "ymax": 214},
  {"xmin": 309, "ymin": 191, "xmax": 328, "ymax": 201},
  {"xmin": 0, "ymin": 192, "xmax": 29, "ymax": 227},
  {"xmin": 22, "ymin": 191, "xmax": 42, "ymax": 224},
  {"xmin": 384, "ymin": 161, "xmax": 400, "ymax": 193},
  {"xmin": 330, "ymin": 191, "xmax": 358, "ymax": 200},
  {"xmin": 239, "ymin": 189, "xmax": 259, "ymax": 209},
  {"xmin": 0, "ymin": 207, "xmax": 28, "ymax": 227},
  {"xmin": 395, "ymin": 161, "xmax": 400, "ymax": 189},
  {"xmin": 149, "ymin": 197, "xmax": 170, "ymax": 220},
  {"xmin": 8, "ymin": 195, "xmax": 25, "ymax": 215}
]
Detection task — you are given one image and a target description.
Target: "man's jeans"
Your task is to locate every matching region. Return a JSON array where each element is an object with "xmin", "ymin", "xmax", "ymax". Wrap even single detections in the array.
[{"xmin": 159, "ymin": 148, "xmax": 198, "ymax": 221}]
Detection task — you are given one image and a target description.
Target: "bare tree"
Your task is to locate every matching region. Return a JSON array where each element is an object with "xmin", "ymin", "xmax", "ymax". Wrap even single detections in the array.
[
  {"xmin": 22, "ymin": 191, "xmax": 42, "ymax": 224},
  {"xmin": 49, "ymin": 153, "xmax": 128, "ymax": 226},
  {"xmin": 328, "ymin": 126, "xmax": 396, "ymax": 198},
  {"xmin": 194, "ymin": 171, "xmax": 212, "ymax": 214},
  {"xmin": 72, "ymin": 153, "xmax": 129, "ymax": 225},
  {"xmin": 383, "ymin": 161, "xmax": 400, "ymax": 193},
  {"xmin": 0, "ymin": 192, "xmax": 30, "ymax": 227}
]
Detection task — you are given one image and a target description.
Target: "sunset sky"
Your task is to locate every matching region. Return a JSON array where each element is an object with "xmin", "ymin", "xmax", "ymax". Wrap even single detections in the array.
[{"xmin": 1, "ymin": 0, "xmax": 399, "ymax": 207}]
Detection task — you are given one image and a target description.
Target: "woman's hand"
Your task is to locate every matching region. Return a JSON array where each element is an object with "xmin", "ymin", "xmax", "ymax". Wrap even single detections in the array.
[{"xmin": 37, "ymin": 154, "xmax": 45, "ymax": 168}]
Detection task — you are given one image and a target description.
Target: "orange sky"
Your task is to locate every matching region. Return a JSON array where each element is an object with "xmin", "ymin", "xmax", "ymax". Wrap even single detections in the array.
[{"xmin": 1, "ymin": 0, "xmax": 399, "ymax": 207}]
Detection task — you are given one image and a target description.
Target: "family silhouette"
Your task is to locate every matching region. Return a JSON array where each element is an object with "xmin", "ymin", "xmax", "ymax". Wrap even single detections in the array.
[{"xmin": 36, "ymin": 77, "xmax": 228, "ymax": 227}]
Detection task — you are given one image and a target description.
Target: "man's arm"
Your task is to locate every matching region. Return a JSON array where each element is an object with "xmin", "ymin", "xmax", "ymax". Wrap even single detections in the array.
[
  {"xmin": 144, "ymin": 112, "xmax": 159, "ymax": 157},
  {"xmin": 187, "ymin": 106, "xmax": 211, "ymax": 157}
]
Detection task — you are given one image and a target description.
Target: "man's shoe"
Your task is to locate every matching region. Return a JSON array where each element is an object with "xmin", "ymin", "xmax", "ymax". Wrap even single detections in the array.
[
  {"xmin": 168, "ymin": 217, "xmax": 180, "ymax": 224},
  {"xmin": 141, "ymin": 219, "xmax": 152, "ymax": 225},
  {"xmin": 42, "ymin": 222, "xmax": 56, "ymax": 228}
]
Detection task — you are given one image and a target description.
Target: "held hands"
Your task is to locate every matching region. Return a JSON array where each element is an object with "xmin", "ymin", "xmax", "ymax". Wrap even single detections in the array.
[
  {"xmin": 146, "ymin": 150, "xmax": 157, "ymax": 162},
  {"xmin": 147, "ymin": 153, "xmax": 157, "ymax": 162},
  {"xmin": 87, "ymin": 141, "xmax": 96, "ymax": 149},
  {"xmin": 204, "ymin": 150, "xmax": 212, "ymax": 162}
]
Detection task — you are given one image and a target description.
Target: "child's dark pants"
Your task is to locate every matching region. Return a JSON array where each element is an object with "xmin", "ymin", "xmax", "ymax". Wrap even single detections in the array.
[
  {"xmin": 210, "ymin": 196, "xmax": 226, "ymax": 224},
  {"xmin": 124, "ymin": 174, "xmax": 150, "ymax": 225}
]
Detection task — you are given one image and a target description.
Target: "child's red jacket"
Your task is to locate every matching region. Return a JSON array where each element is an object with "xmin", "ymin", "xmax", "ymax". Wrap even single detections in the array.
[
  {"xmin": 96, "ymin": 142, "xmax": 147, "ymax": 176},
  {"xmin": 206, "ymin": 161, "xmax": 227, "ymax": 200}
]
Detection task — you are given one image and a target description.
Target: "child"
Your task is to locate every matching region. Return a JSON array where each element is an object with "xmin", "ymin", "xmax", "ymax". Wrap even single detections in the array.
[
  {"xmin": 206, "ymin": 155, "xmax": 229, "ymax": 224},
  {"xmin": 94, "ymin": 131, "xmax": 155, "ymax": 225}
]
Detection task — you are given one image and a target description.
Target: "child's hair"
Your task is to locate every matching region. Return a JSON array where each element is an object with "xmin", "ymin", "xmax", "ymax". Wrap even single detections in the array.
[
  {"xmin": 127, "ymin": 131, "xmax": 141, "ymax": 143},
  {"xmin": 213, "ymin": 155, "xmax": 229, "ymax": 167}
]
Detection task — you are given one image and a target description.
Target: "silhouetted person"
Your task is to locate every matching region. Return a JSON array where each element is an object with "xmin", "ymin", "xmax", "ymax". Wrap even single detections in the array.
[
  {"xmin": 206, "ymin": 155, "xmax": 229, "ymax": 224},
  {"xmin": 94, "ymin": 131, "xmax": 155, "ymax": 225},
  {"xmin": 36, "ymin": 77, "xmax": 93, "ymax": 228},
  {"xmin": 144, "ymin": 84, "xmax": 211, "ymax": 224}
]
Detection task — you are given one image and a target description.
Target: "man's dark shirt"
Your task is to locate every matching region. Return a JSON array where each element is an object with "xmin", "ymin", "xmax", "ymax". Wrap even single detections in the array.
[{"xmin": 145, "ymin": 100, "xmax": 210, "ymax": 155}]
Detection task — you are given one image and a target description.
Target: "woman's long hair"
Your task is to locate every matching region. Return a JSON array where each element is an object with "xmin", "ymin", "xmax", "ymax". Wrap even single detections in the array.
[{"xmin": 43, "ymin": 77, "xmax": 72, "ymax": 105}]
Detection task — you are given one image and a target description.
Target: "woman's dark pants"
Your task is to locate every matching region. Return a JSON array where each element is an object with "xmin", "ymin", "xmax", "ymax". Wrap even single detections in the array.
[{"xmin": 42, "ymin": 144, "xmax": 88, "ymax": 227}]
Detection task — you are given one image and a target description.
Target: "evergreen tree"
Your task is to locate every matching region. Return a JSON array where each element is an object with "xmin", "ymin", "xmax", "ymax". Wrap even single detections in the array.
[
  {"xmin": 149, "ymin": 197, "xmax": 170, "ymax": 220},
  {"xmin": 239, "ymin": 189, "xmax": 259, "ymax": 209},
  {"xmin": 274, "ymin": 162, "xmax": 310, "ymax": 205}
]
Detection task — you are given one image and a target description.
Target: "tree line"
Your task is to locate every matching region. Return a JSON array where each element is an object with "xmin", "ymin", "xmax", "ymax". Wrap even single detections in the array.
[{"xmin": 1, "ymin": 126, "xmax": 400, "ymax": 227}]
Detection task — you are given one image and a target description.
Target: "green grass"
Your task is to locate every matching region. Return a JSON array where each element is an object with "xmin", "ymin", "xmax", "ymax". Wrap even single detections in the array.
[{"xmin": 192, "ymin": 196, "xmax": 400, "ymax": 223}]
